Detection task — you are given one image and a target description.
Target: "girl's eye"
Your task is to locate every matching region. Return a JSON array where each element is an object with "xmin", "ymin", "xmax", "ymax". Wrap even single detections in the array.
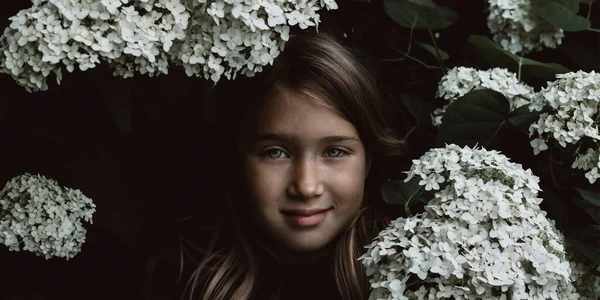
[
  {"xmin": 324, "ymin": 148, "xmax": 347, "ymax": 158},
  {"xmin": 264, "ymin": 149, "xmax": 288, "ymax": 159}
]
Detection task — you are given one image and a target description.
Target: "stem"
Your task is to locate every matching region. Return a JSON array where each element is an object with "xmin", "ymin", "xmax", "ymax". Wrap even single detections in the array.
[
  {"xmin": 518, "ymin": 56, "xmax": 523, "ymax": 81},
  {"xmin": 574, "ymin": 142, "xmax": 582, "ymax": 155},
  {"xmin": 380, "ymin": 18, "xmax": 418, "ymax": 63},
  {"xmin": 405, "ymin": 279, "xmax": 425, "ymax": 289},
  {"xmin": 549, "ymin": 147, "xmax": 565, "ymax": 189},
  {"xmin": 549, "ymin": 161, "xmax": 563, "ymax": 189},
  {"xmin": 405, "ymin": 202, "xmax": 412, "ymax": 217},
  {"xmin": 403, "ymin": 125, "xmax": 419, "ymax": 140},
  {"xmin": 427, "ymin": 28, "xmax": 447, "ymax": 73},
  {"xmin": 380, "ymin": 57, "xmax": 407, "ymax": 62},
  {"xmin": 387, "ymin": 65, "xmax": 427, "ymax": 73},
  {"xmin": 484, "ymin": 121, "xmax": 505, "ymax": 149},
  {"xmin": 393, "ymin": 49, "xmax": 443, "ymax": 69},
  {"xmin": 515, "ymin": 94, "xmax": 532, "ymax": 102},
  {"xmin": 588, "ymin": 28, "xmax": 600, "ymax": 33},
  {"xmin": 587, "ymin": 3, "xmax": 592, "ymax": 20},
  {"xmin": 404, "ymin": 185, "xmax": 423, "ymax": 218},
  {"xmin": 406, "ymin": 17, "xmax": 418, "ymax": 54}
]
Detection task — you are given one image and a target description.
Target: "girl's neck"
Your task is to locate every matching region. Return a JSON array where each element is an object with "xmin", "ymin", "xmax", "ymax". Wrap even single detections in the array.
[
  {"xmin": 273, "ymin": 242, "xmax": 335, "ymax": 266},
  {"xmin": 252, "ymin": 229, "xmax": 336, "ymax": 266}
]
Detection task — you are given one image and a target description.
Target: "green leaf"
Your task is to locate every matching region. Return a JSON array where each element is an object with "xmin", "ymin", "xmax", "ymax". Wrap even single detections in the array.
[
  {"xmin": 546, "ymin": 0, "xmax": 582, "ymax": 13},
  {"xmin": 573, "ymin": 197, "xmax": 600, "ymax": 223},
  {"xmin": 566, "ymin": 225, "xmax": 600, "ymax": 263},
  {"xmin": 565, "ymin": 0, "xmax": 583, "ymax": 12},
  {"xmin": 531, "ymin": 0, "xmax": 591, "ymax": 31},
  {"xmin": 573, "ymin": 188, "xmax": 600, "ymax": 223},
  {"xmin": 575, "ymin": 225, "xmax": 600, "ymax": 241},
  {"xmin": 401, "ymin": 93, "xmax": 438, "ymax": 125},
  {"xmin": 408, "ymin": 0, "xmax": 436, "ymax": 7},
  {"xmin": 540, "ymin": 188, "xmax": 571, "ymax": 230},
  {"xmin": 580, "ymin": 0, "xmax": 598, "ymax": 4},
  {"xmin": 575, "ymin": 188, "xmax": 600, "ymax": 207},
  {"xmin": 384, "ymin": 0, "xmax": 457, "ymax": 29},
  {"xmin": 436, "ymin": 89, "xmax": 511, "ymax": 148},
  {"xmin": 567, "ymin": 237, "xmax": 600, "ymax": 264},
  {"xmin": 467, "ymin": 35, "xmax": 570, "ymax": 82},
  {"xmin": 381, "ymin": 179, "xmax": 423, "ymax": 206},
  {"xmin": 414, "ymin": 41, "xmax": 450, "ymax": 61},
  {"xmin": 505, "ymin": 106, "xmax": 540, "ymax": 133}
]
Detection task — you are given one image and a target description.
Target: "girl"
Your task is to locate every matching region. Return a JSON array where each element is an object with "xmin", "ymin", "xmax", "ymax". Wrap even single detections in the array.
[{"xmin": 179, "ymin": 31, "xmax": 406, "ymax": 300}]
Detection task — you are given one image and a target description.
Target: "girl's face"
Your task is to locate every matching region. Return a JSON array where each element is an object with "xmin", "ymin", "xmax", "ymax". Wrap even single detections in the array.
[{"xmin": 240, "ymin": 87, "xmax": 368, "ymax": 254}]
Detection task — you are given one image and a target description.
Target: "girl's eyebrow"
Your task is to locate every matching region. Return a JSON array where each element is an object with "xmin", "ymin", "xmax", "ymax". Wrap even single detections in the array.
[{"xmin": 254, "ymin": 133, "xmax": 360, "ymax": 143}]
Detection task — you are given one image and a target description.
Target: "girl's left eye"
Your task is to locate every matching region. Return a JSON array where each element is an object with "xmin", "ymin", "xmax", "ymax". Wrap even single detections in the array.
[{"xmin": 324, "ymin": 148, "xmax": 347, "ymax": 158}]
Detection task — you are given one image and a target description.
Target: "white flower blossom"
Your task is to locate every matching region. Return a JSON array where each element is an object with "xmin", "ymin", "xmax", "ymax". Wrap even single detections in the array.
[
  {"xmin": 359, "ymin": 144, "xmax": 579, "ymax": 299},
  {"xmin": 529, "ymin": 70, "xmax": 600, "ymax": 183},
  {"xmin": 564, "ymin": 243, "xmax": 600, "ymax": 299},
  {"xmin": 0, "ymin": 173, "xmax": 96, "ymax": 259},
  {"xmin": 572, "ymin": 148, "xmax": 600, "ymax": 184},
  {"xmin": 0, "ymin": 0, "xmax": 189, "ymax": 91},
  {"xmin": 487, "ymin": 0, "xmax": 564, "ymax": 54},
  {"xmin": 174, "ymin": 0, "xmax": 336, "ymax": 83},
  {"xmin": 0, "ymin": 0, "xmax": 337, "ymax": 92},
  {"xmin": 434, "ymin": 67, "xmax": 534, "ymax": 126}
]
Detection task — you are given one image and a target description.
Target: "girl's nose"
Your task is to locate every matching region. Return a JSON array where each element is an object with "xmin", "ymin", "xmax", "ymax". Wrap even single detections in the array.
[{"xmin": 287, "ymin": 158, "xmax": 324, "ymax": 200}]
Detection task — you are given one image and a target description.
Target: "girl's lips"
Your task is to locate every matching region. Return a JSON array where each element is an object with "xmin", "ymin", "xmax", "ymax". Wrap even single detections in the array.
[
  {"xmin": 281, "ymin": 208, "xmax": 330, "ymax": 216},
  {"xmin": 282, "ymin": 208, "xmax": 331, "ymax": 227}
]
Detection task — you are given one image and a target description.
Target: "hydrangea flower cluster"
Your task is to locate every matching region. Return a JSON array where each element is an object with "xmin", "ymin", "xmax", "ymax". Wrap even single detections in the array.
[
  {"xmin": 528, "ymin": 71, "xmax": 600, "ymax": 184},
  {"xmin": 0, "ymin": 0, "xmax": 337, "ymax": 92},
  {"xmin": 0, "ymin": 173, "xmax": 96, "ymax": 259},
  {"xmin": 175, "ymin": 0, "xmax": 338, "ymax": 82},
  {"xmin": 434, "ymin": 67, "xmax": 534, "ymax": 126},
  {"xmin": 565, "ymin": 246, "xmax": 600, "ymax": 299},
  {"xmin": 0, "ymin": 0, "xmax": 190, "ymax": 92},
  {"xmin": 486, "ymin": 0, "xmax": 564, "ymax": 54},
  {"xmin": 359, "ymin": 144, "xmax": 577, "ymax": 299}
]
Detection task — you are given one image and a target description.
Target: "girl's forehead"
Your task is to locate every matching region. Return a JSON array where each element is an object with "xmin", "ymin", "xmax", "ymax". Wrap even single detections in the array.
[
  {"xmin": 261, "ymin": 89, "xmax": 352, "ymax": 127},
  {"xmin": 241, "ymin": 87, "xmax": 361, "ymax": 142}
]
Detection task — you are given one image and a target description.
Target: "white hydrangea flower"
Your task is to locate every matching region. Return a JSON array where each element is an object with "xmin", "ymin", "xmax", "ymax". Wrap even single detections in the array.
[
  {"xmin": 0, "ymin": 173, "xmax": 96, "ymax": 260},
  {"xmin": 434, "ymin": 67, "xmax": 534, "ymax": 126},
  {"xmin": 572, "ymin": 148, "xmax": 600, "ymax": 184},
  {"xmin": 564, "ymin": 243, "xmax": 600, "ymax": 299},
  {"xmin": 0, "ymin": 0, "xmax": 337, "ymax": 92},
  {"xmin": 0, "ymin": 0, "xmax": 190, "ymax": 91},
  {"xmin": 529, "ymin": 71, "xmax": 600, "ymax": 183},
  {"xmin": 359, "ymin": 144, "xmax": 579, "ymax": 299},
  {"xmin": 487, "ymin": 0, "xmax": 564, "ymax": 54},
  {"xmin": 107, "ymin": 0, "xmax": 190, "ymax": 78},
  {"xmin": 174, "ymin": 0, "xmax": 336, "ymax": 83}
]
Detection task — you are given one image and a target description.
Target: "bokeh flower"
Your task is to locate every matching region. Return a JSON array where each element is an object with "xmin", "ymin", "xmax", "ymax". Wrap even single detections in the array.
[
  {"xmin": 0, "ymin": 173, "xmax": 96, "ymax": 259},
  {"xmin": 487, "ymin": 0, "xmax": 564, "ymax": 54}
]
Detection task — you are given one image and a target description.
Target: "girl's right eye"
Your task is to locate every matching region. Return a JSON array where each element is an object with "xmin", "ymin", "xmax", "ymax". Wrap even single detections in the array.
[{"xmin": 263, "ymin": 149, "xmax": 288, "ymax": 159}]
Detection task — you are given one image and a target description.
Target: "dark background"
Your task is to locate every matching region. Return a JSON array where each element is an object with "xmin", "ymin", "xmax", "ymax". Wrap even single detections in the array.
[{"xmin": 0, "ymin": 1, "xmax": 598, "ymax": 299}]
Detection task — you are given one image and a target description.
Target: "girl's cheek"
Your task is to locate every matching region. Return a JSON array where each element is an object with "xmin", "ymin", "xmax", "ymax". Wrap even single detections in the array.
[{"xmin": 244, "ymin": 160, "xmax": 283, "ymax": 200}]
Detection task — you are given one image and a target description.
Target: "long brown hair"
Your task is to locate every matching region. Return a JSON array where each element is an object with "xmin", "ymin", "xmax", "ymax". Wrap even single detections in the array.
[{"xmin": 181, "ymin": 31, "xmax": 406, "ymax": 300}]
